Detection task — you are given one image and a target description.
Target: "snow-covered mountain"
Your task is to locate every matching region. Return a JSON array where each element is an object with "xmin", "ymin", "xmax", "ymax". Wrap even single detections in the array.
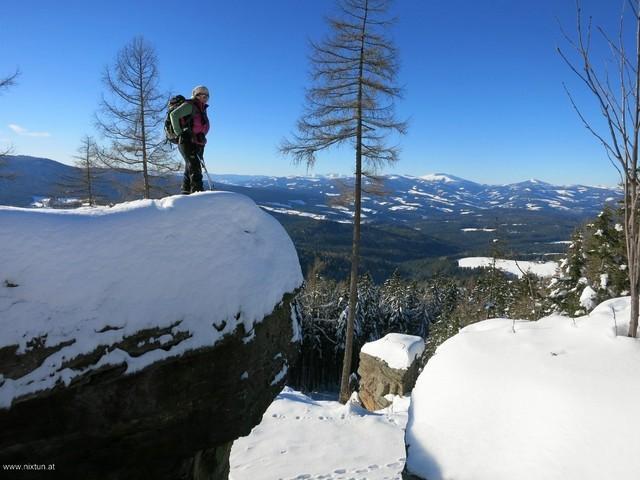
[
  {"xmin": 0, "ymin": 157, "xmax": 619, "ymax": 223},
  {"xmin": 210, "ymin": 173, "xmax": 620, "ymax": 224}
]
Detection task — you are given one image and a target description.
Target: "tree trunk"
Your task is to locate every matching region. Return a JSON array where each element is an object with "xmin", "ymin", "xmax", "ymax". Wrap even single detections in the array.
[
  {"xmin": 85, "ymin": 157, "xmax": 94, "ymax": 206},
  {"xmin": 623, "ymin": 176, "xmax": 639, "ymax": 337},
  {"xmin": 339, "ymin": 0, "xmax": 368, "ymax": 404},
  {"xmin": 138, "ymin": 60, "xmax": 150, "ymax": 200}
]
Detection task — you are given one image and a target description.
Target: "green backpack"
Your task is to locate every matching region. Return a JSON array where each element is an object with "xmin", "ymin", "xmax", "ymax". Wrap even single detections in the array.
[{"xmin": 164, "ymin": 95, "xmax": 191, "ymax": 144}]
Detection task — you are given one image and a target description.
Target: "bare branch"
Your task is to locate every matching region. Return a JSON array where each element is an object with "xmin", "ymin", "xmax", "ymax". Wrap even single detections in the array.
[
  {"xmin": 0, "ymin": 69, "xmax": 20, "ymax": 93},
  {"xmin": 559, "ymin": 0, "xmax": 640, "ymax": 337}
]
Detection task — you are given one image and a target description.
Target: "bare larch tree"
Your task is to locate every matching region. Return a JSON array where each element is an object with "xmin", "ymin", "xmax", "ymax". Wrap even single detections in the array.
[
  {"xmin": 96, "ymin": 36, "xmax": 178, "ymax": 199},
  {"xmin": 62, "ymin": 135, "xmax": 105, "ymax": 206},
  {"xmin": 281, "ymin": 0, "xmax": 407, "ymax": 402},
  {"xmin": 558, "ymin": 0, "xmax": 640, "ymax": 337}
]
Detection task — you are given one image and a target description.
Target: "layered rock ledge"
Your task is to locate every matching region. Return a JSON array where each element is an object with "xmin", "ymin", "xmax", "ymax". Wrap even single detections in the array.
[{"xmin": 0, "ymin": 192, "xmax": 303, "ymax": 479}]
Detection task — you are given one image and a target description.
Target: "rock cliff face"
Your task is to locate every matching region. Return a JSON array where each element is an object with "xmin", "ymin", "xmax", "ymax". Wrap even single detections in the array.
[
  {"xmin": 357, "ymin": 334, "xmax": 424, "ymax": 412},
  {"xmin": 0, "ymin": 193, "xmax": 304, "ymax": 479},
  {"xmin": 0, "ymin": 293, "xmax": 300, "ymax": 479},
  {"xmin": 358, "ymin": 352, "xmax": 421, "ymax": 411}
]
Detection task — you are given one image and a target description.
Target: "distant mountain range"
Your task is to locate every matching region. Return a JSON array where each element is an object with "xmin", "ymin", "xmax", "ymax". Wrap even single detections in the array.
[
  {"xmin": 209, "ymin": 172, "xmax": 620, "ymax": 223},
  {"xmin": 0, "ymin": 155, "xmax": 622, "ymax": 280}
]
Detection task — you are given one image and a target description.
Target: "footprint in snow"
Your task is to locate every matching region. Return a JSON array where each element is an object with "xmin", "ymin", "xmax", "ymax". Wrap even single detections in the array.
[{"xmin": 333, "ymin": 468, "xmax": 347, "ymax": 474}]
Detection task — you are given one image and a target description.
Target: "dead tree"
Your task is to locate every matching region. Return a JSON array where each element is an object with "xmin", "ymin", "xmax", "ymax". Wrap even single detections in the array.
[
  {"xmin": 558, "ymin": 0, "xmax": 640, "ymax": 337},
  {"xmin": 281, "ymin": 0, "xmax": 407, "ymax": 402},
  {"xmin": 55, "ymin": 135, "xmax": 106, "ymax": 206},
  {"xmin": 96, "ymin": 37, "xmax": 178, "ymax": 199}
]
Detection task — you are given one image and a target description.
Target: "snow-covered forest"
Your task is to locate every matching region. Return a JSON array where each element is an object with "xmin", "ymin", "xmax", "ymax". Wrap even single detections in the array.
[{"xmin": 288, "ymin": 205, "xmax": 629, "ymax": 394}]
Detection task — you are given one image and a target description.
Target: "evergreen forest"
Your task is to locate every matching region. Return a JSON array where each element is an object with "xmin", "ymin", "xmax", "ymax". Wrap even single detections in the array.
[{"xmin": 289, "ymin": 205, "xmax": 629, "ymax": 392}]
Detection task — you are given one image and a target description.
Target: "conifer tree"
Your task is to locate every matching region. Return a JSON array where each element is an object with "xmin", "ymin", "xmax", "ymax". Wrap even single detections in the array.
[
  {"xmin": 355, "ymin": 273, "xmax": 381, "ymax": 342},
  {"xmin": 583, "ymin": 206, "xmax": 628, "ymax": 303},
  {"xmin": 96, "ymin": 36, "xmax": 179, "ymax": 199},
  {"xmin": 548, "ymin": 229, "xmax": 586, "ymax": 315},
  {"xmin": 380, "ymin": 270, "xmax": 406, "ymax": 334},
  {"xmin": 406, "ymin": 281, "xmax": 429, "ymax": 337},
  {"xmin": 547, "ymin": 206, "xmax": 630, "ymax": 316},
  {"xmin": 281, "ymin": 0, "xmax": 407, "ymax": 402}
]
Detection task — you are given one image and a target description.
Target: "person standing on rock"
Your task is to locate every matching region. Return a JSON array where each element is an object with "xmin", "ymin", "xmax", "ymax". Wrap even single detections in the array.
[{"xmin": 170, "ymin": 85, "xmax": 211, "ymax": 194}]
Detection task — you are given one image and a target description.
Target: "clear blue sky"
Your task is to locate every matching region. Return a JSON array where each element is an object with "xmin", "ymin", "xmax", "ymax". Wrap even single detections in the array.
[{"xmin": 0, "ymin": 0, "xmax": 625, "ymax": 185}]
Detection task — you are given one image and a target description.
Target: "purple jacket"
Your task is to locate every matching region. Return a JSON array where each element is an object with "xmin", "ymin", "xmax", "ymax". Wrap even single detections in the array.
[{"xmin": 191, "ymin": 100, "xmax": 210, "ymax": 139}]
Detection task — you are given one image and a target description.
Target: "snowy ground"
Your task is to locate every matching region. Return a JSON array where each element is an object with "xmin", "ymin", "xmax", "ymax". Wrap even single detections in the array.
[
  {"xmin": 405, "ymin": 296, "xmax": 640, "ymax": 480},
  {"xmin": 458, "ymin": 256, "xmax": 558, "ymax": 278},
  {"xmin": 230, "ymin": 388, "xmax": 409, "ymax": 480}
]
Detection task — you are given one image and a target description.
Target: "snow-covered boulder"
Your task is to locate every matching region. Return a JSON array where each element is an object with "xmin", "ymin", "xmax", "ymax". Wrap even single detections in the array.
[
  {"xmin": 358, "ymin": 333, "xmax": 424, "ymax": 411},
  {"xmin": 0, "ymin": 192, "xmax": 303, "ymax": 479},
  {"xmin": 404, "ymin": 297, "xmax": 640, "ymax": 480}
]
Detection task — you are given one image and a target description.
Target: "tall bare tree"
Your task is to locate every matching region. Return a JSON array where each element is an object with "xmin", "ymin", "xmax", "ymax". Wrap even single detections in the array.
[
  {"xmin": 558, "ymin": 0, "xmax": 640, "ymax": 337},
  {"xmin": 96, "ymin": 36, "xmax": 178, "ymax": 199},
  {"xmin": 281, "ymin": 0, "xmax": 407, "ymax": 402},
  {"xmin": 63, "ymin": 135, "xmax": 105, "ymax": 206}
]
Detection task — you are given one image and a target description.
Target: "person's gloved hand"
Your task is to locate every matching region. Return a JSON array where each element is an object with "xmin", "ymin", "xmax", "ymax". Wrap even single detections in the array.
[{"xmin": 179, "ymin": 130, "xmax": 192, "ymax": 144}]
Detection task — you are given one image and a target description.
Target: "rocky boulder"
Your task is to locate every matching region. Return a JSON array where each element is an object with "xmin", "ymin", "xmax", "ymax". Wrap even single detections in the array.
[
  {"xmin": 0, "ymin": 192, "xmax": 304, "ymax": 479},
  {"xmin": 357, "ymin": 333, "xmax": 425, "ymax": 411}
]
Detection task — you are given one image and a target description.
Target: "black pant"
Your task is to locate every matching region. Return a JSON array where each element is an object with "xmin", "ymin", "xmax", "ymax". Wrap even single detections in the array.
[{"xmin": 178, "ymin": 142, "xmax": 205, "ymax": 194}]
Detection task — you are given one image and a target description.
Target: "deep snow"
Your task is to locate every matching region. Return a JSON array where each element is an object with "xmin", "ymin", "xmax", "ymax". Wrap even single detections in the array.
[
  {"xmin": 361, "ymin": 333, "xmax": 425, "ymax": 370},
  {"xmin": 230, "ymin": 388, "xmax": 410, "ymax": 480},
  {"xmin": 405, "ymin": 296, "xmax": 640, "ymax": 480},
  {"xmin": 0, "ymin": 192, "xmax": 303, "ymax": 408}
]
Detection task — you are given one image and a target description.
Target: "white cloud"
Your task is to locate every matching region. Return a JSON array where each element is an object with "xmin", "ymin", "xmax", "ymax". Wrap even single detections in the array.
[{"xmin": 8, "ymin": 124, "xmax": 51, "ymax": 138}]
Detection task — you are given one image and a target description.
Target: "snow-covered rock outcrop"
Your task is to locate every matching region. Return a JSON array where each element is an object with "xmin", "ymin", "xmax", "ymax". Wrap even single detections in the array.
[
  {"xmin": 0, "ymin": 192, "xmax": 303, "ymax": 479},
  {"xmin": 404, "ymin": 297, "xmax": 640, "ymax": 480},
  {"xmin": 358, "ymin": 333, "xmax": 424, "ymax": 411}
]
